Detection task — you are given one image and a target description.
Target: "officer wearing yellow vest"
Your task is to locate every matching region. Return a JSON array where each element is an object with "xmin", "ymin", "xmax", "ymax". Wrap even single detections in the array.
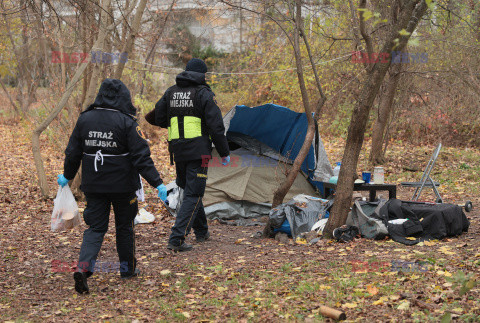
[{"xmin": 145, "ymin": 58, "xmax": 230, "ymax": 252}]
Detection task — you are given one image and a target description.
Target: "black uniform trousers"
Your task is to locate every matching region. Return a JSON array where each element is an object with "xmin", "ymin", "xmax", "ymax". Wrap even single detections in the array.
[
  {"xmin": 77, "ymin": 192, "xmax": 138, "ymax": 277},
  {"xmin": 169, "ymin": 159, "xmax": 208, "ymax": 246}
]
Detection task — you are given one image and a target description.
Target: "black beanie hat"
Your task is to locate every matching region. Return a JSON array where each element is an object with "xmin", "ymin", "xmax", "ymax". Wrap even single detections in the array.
[{"xmin": 185, "ymin": 58, "xmax": 208, "ymax": 74}]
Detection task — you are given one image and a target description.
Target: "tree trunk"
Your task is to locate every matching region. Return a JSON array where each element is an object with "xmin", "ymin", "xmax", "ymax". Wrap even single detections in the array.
[
  {"xmin": 113, "ymin": 0, "xmax": 148, "ymax": 79},
  {"xmin": 1, "ymin": 2, "xmax": 35, "ymax": 114},
  {"xmin": 121, "ymin": 0, "xmax": 131, "ymax": 45},
  {"xmin": 324, "ymin": 0, "xmax": 428, "ymax": 237},
  {"xmin": 32, "ymin": 59, "xmax": 92, "ymax": 198},
  {"xmin": 0, "ymin": 78, "xmax": 22, "ymax": 117},
  {"xmin": 58, "ymin": 26, "xmax": 67, "ymax": 90},
  {"xmin": 80, "ymin": 3, "xmax": 91, "ymax": 110},
  {"xmin": 102, "ymin": 2, "xmax": 115, "ymax": 78},
  {"xmin": 370, "ymin": 63, "xmax": 402, "ymax": 165}
]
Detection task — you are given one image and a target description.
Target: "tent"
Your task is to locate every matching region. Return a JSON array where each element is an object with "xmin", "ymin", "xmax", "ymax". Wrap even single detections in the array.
[{"xmin": 203, "ymin": 103, "xmax": 334, "ymax": 220}]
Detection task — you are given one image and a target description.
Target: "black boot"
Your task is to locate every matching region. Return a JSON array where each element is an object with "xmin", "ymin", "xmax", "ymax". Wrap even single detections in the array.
[
  {"xmin": 167, "ymin": 242, "xmax": 193, "ymax": 252},
  {"xmin": 196, "ymin": 231, "xmax": 210, "ymax": 243},
  {"xmin": 73, "ymin": 272, "xmax": 89, "ymax": 294},
  {"xmin": 121, "ymin": 267, "xmax": 140, "ymax": 279}
]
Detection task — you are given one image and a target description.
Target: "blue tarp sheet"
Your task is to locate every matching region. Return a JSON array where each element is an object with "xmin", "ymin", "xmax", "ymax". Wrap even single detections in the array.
[{"xmin": 227, "ymin": 104, "xmax": 325, "ymax": 193}]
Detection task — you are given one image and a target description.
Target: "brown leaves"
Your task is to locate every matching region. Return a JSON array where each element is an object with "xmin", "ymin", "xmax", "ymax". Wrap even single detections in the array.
[
  {"xmin": 366, "ymin": 284, "xmax": 379, "ymax": 296},
  {"xmin": 0, "ymin": 123, "xmax": 479, "ymax": 321}
]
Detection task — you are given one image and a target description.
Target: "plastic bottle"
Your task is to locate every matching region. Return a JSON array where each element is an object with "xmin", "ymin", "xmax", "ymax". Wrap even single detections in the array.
[
  {"xmin": 333, "ymin": 162, "xmax": 341, "ymax": 176},
  {"xmin": 328, "ymin": 176, "xmax": 338, "ymax": 184}
]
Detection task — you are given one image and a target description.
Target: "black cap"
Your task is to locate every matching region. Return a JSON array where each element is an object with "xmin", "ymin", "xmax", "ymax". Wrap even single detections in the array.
[{"xmin": 185, "ymin": 58, "xmax": 207, "ymax": 74}]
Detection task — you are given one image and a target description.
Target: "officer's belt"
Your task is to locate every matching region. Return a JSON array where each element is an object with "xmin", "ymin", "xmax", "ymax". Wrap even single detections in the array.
[{"xmin": 84, "ymin": 150, "xmax": 130, "ymax": 172}]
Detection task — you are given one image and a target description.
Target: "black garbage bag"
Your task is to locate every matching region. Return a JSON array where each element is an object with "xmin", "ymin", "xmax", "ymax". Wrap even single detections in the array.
[
  {"xmin": 333, "ymin": 225, "xmax": 360, "ymax": 242},
  {"xmin": 378, "ymin": 199, "xmax": 470, "ymax": 245}
]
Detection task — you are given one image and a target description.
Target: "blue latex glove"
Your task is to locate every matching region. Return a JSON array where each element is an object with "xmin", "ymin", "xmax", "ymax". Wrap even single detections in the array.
[
  {"xmin": 57, "ymin": 174, "xmax": 69, "ymax": 187},
  {"xmin": 157, "ymin": 184, "xmax": 167, "ymax": 201},
  {"xmin": 222, "ymin": 155, "xmax": 230, "ymax": 166}
]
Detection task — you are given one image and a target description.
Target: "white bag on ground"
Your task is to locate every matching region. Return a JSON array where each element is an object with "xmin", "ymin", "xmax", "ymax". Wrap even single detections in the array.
[
  {"xmin": 51, "ymin": 186, "xmax": 81, "ymax": 231},
  {"xmin": 134, "ymin": 208, "xmax": 155, "ymax": 225}
]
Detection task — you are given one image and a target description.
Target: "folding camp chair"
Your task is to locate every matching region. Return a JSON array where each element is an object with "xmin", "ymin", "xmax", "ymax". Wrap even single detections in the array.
[{"xmin": 401, "ymin": 143, "xmax": 443, "ymax": 203}]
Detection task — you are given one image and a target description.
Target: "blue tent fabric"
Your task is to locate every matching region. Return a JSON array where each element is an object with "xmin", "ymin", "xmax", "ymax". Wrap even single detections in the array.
[{"xmin": 225, "ymin": 104, "xmax": 331, "ymax": 194}]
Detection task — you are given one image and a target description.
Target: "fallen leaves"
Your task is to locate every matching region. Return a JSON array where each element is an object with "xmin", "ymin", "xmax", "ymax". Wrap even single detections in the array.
[
  {"xmin": 436, "ymin": 270, "xmax": 452, "ymax": 277},
  {"xmin": 342, "ymin": 302, "xmax": 357, "ymax": 309},
  {"xmin": 366, "ymin": 284, "xmax": 379, "ymax": 296},
  {"xmin": 0, "ymin": 123, "xmax": 479, "ymax": 321},
  {"xmin": 160, "ymin": 269, "xmax": 171, "ymax": 276},
  {"xmin": 439, "ymin": 246, "xmax": 456, "ymax": 255},
  {"xmin": 397, "ymin": 301, "xmax": 410, "ymax": 310},
  {"xmin": 372, "ymin": 299, "xmax": 384, "ymax": 306}
]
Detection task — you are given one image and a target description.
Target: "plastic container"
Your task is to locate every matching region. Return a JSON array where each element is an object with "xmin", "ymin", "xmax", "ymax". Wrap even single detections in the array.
[
  {"xmin": 373, "ymin": 166, "xmax": 384, "ymax": 184},
  {"xmin": 333, "ymin": 162, "xmax": 341, "ymax": 176},
  {"xmin": 362, "ymin": 171, "xmax": 371, "ymax": 183}
]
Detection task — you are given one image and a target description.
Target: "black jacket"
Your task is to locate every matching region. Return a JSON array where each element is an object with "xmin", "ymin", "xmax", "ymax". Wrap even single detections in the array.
[
  {"xmin": 146, "ymin": 71, "xmax": 229, "ymax": 162},
  {"xmin": 64, "ymin": 79, "xmax": 162, "ymax": 193}
]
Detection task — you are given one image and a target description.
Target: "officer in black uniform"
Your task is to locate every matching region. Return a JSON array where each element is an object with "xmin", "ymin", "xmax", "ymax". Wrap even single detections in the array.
[
  {"xmin": 145, "ymin": 58, "xmax": 230, "ymax": 252},
  {"xmin": 57, "ymin": 78, "xmax": 167, "ymax": 294}
]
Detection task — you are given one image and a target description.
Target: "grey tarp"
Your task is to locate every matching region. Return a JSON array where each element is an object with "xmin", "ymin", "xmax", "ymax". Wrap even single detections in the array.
[
  {"xmin": 268, "ymin": 194, "xmax": 331, "ymax": 239},
  {"xmin": 346, "ymin": 199, "xmax": 389, "ymax": 239}
]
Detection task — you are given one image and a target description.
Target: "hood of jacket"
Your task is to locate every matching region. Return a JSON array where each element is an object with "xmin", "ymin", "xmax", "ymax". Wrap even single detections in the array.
[
  {"xmin": 86, "ymin": 78, "xmax": 136, "ymax": 116},
  {"xmin": 175, "ymin": 70, "xmax": 209, "ymax": 88}
]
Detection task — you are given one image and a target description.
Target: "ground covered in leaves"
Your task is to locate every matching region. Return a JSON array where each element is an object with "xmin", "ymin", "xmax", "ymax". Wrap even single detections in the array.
[{"xmin": 0, "ymin": 121, "xmax": 479, "ymax": 322}]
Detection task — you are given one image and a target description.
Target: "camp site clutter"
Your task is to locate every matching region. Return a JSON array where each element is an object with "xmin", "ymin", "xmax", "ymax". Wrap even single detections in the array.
[
  {"xmin": 51, "ymin": 98, "xmax": 473, "ymax": 299},
  {"xmin": 166, "ymin": 103, "xmax": 471, "ymax": 246},
  {"xmin": 54, "ymin": 102, "xmax": 473, "ymax": 245}
]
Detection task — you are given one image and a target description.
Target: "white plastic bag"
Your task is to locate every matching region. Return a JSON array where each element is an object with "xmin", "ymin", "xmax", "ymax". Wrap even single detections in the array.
[
  {"xmin": 134, "ymin": 208, "xmax": 155, "ymax": 225},
  {"xmin": 135, "ymin": 175, "xmax": 145, "ymax": 202},
  {"xmin": 311, "ymin": 218, "xmax": 328, "ymax": 233},
  {"xmin": 51, "ymin": 185, "xmax": 81, "ymax": 231}
]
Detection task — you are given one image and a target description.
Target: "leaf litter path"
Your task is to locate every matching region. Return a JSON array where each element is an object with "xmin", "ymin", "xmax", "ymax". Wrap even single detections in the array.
[{"xmin": 0, "ymin": 123, "xmax": 479, "ymax": 322}]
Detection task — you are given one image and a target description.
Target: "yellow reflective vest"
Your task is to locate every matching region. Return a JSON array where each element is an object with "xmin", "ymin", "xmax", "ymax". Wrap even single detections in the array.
[{"xmin": 167, "ymin": 85, "xmax": 206, "ymax": 141}]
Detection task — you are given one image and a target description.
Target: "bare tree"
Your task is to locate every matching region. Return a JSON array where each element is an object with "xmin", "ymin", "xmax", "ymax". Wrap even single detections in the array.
[
  {"xmin": 370, "ymin": 63, "xmax": 403, "ymax": 165},
  {"xmin": 138, "ymin": 0, "xmax": 177, "ymax": 96},
  {"xmin": 324, "ymin": 0, "xmax": 430, "ymax": 236},
  {"xmin": 271, "ymin": 0, "xmax": 327, "ymax": 208},
  {"xmin": 114, "ymin": 0, "xmax": 148, "ymax": 79},
  {"xmin": 0, "ymin": 1, "xmax": 40, "ymax": 114}
]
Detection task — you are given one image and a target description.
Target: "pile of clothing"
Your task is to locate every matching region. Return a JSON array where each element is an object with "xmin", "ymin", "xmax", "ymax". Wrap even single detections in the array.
[{"xmin": 347, "ymin": 198, "xmax": 470, "ymax": 245}]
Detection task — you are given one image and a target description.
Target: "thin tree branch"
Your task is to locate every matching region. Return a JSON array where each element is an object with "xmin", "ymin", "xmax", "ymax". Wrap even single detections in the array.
[{"xmin": 359, "ymin": 0, "xmax": 374, "ymax": 71}]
